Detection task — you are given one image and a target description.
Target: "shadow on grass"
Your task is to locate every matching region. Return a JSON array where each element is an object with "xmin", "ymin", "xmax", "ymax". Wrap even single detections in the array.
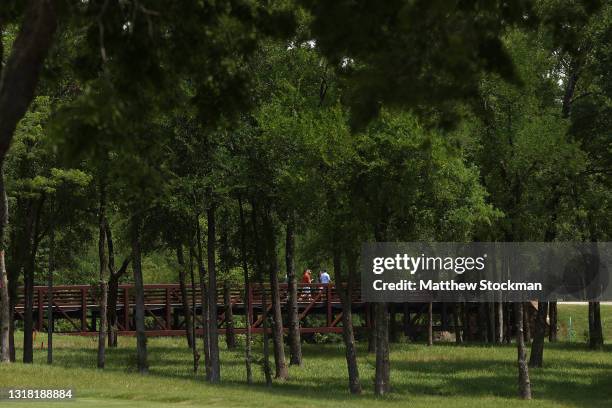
[{"xmin": 21, "ymin": 340, "xmax": 612, "ymax": 406}]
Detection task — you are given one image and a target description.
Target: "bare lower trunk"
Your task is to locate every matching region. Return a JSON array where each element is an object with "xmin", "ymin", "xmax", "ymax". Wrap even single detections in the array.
[
  {"xmin": 105, "ymin": 221, "xmax": 128, "ymax": 348},
  {"xmin": 237, "ymin": 196, "xmax": 253, "ymax": 384},
  {"xmin": 374, "ymin": 302, "xmax": 390, "ymax": 395},
  {"xmin": 529, "ymin": 301, "xmax": 548, "ymax": 368},
  {"xmin": 223, "ymin": 282, "xmax": 236, "ymax": 350},
  {"xmin": 427, "ymin": 302, "xmax": 433, "ymax": 346},
  {"xmin": 337, "ymin": 250, "xmax": 361, "ymax": 394},
  {"xmin": 97, "ymin": 181, "xmax": 108, "ymax": 369},
  {"xmin": 176, "ymin": 246, "xmax": 193, "ymax": 348},
  {"xmin": 548, "ymin": 302, "xmax": 557, "ymax": 342},
  {"xmin": 515, "ymin": 303, "xmax": 532, "ymax": 399},
  {"xmin": 588, "ymin": 301, "xmax": 603, "ymax": 349},
  {"xmin": 496, "ymin": 302, "xmax": 504, "ymax": 343},
  {"xmin": 0, "ymin": 249, "xmax": 8, "ymax": 363},
  {"xmin": 189, "ymin": 248, "xmax": 200, "ymax": 373},
  {"xmin": 0, "ymin": 171, "xmax": 9, "ymax": 363},
  {"xmin": 263, "ymin": 205, "xmax": 288, "ymax": 380},
  {"xmin": 368, "ymin": 303, "xmax": 376, "ymax": 353},
  {"xmin": 285, "ymin": 213, "xmax": 301, "ymax": 365},
  {"xmin": 523, "ymin": 303, "xmax": 531, "ymax": 343},
  {"xmin": 206, "ymin": 206, "xmax": 220, "ymax": 383},
  {"xmin": 46, "ymin": 229, "xmax": 54, "ymax": 364},
  {"xmin": 131, "ymin": 215, "xmax": 148, "ymax": 374},
  {"xmin": 262, "ymin": 283, "xmax": 273, "ymax": 387},
  {"xmin": 23, "ymin": 258, "xmax": 34, "ymax": 363},
  {"xmin": 454, "ymin": 303, "xmax": 462, "ymax": 344}
]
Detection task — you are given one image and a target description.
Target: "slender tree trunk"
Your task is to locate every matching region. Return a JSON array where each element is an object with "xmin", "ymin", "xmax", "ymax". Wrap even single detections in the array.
[
  {"xmin": 523, "ymin": 303, "xmax": 531, "ymax": 343},
  {"xmin": 131, "ymin": 215, "xmax": 148, "ymax": 374},
  {"xmin": 262, "ymin": 282, "xmax": 273, "ymax": 387},
  {"xmin": 548, "ymin": 302, "xmax": 557, "ymax": 342},
  {"xmin": 97, "ymin": 181, "xmax": 108, "ymax": 369},
  {"xmin": 285, "ymin": 212, "xmax": 301, "ymax": 365},
  {"xmin": 389, "ymin": 304, "xmax": 398, "ymax": 343},
  {"xmin": 263, "ymin": 205, "xmax": 288, "ymax": 380},
  {"xmin": 337, "ymin": 249, "xmax": 361, "ymax": 394},
  {"xmin": 206, "ymin": 206, "xmax": 220, "ymax": 383},
  {"xmin": 588, "ymin": 301, "xmax": 603, "ymax": 349},
  {"xmin": 46, "ymin": 228, "xmax": 54, "ymax": 364},
  {"xmin": 427, "ymin": 302, "xmax": 433, "ymax": 346},
  {"xmin": 0, "ymin": 169, "xmax": 10, "ymax": 363},
  {"xmin": 496, "ymin": 302, "xmax": 504, "ymax": 343},
  {"xmin": 237, "ymin": 196, "xmax": 253, "ymax": 384},
  {"xmin": 529, "ymin": 301, "xmax": 548, "ymax": 368},
  {"xmin": 224, "ymin": 281, "xmax": 236, "ymax": 350},
  {"xmin": 0, "ymin": 0, "xmax": 58, "ymax": 169},
  {"xmin": 176, "ymin": 246, "xmax": 193, "ymax": 348},
  {"xmin": 189, "ymin": 247, "xmax": 200, "ymax": 373},
  {"xmin": 105, "ymin": 220, "xmax": 128, "ymax": 348},
  {"xmin": 368, "ymin": 303, "xmax": 376, "ymax": 353},
  {"xmin": 23, "ymin": 197, "xmax": 43, "ymax": 364},
  {"xmin": 195, "ymin": 215, "xmax": 211, "ymax": 375},
  {"xmin": 454, "ymin": 303, "xmax": 462, "ymax": 343},
  {"xmin": 515, "ymin": 303, "xmax": 532, "ymax": 400},
  {"xmin": 374, "ymin": 302, "xmax": 390, "ymax": 395}
]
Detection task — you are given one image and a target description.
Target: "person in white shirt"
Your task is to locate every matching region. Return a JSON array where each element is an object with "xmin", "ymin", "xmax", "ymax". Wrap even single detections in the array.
[{"xmin": 319, "ymin": 270, "xmax": 331, "ymax": 284}]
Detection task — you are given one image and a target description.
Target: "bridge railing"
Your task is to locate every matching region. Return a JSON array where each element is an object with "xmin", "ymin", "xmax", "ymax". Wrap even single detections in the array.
[{"xmin": 13, "ymin": 283, "xmax": 363, "ymax": 334}]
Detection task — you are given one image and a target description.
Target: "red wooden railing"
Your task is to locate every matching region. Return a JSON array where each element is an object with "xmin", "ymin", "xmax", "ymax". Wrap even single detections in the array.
[{"xmin": 13, "ymin": 283, "xmax": 365, "ymax": 336}]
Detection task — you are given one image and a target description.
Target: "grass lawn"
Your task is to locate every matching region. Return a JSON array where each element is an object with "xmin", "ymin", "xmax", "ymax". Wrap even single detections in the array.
[{"xmin": 1, "ymin": 304, "xmax": 610, "ymax": 408}]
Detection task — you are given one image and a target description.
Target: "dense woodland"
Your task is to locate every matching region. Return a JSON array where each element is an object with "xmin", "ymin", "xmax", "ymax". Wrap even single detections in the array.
[{"xmin": 0, "ymin": 0, "xmax": 610, "ymax": 401}]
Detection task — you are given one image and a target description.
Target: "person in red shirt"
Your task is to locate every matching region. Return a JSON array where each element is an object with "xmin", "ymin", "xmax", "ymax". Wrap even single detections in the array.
[{"xmin": 300, "ymin": 269, "xmax": 312, "ymax": 300}]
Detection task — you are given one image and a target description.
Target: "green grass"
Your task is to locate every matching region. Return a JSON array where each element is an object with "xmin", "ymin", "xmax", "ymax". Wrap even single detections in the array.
[{"xmin": 1, "ymin": 305, "xmax": 611, "ymax": 408}]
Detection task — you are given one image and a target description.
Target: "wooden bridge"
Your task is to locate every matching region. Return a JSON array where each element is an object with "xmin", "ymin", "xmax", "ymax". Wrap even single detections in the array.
[{"xmin": 14, "ymin": 283, "xmax": 372, "ymax": 336}]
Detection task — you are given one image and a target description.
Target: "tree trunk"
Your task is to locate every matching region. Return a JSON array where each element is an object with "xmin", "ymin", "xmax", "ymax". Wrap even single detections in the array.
[
  {"xmin": 105, "ymin": 220, "xmax": 128, "ymax": 348},
  {"xmin": 389, "ymin": 304, "xmax": 398, "ymax": 343},
  {"xmin": 285, "ymin": 212, "xmax": 301, "ymax": 365},
  {"xmin": 0, "ymin": 169, "xmax": 9, "ymax": 363},
  {"xmin": 97, "ymin": 181, "xmax": 108, "ymax": 369},
  {"xmin": 548, "ymin": 302, "xmax": 557, "ymax": 342},
  {"xmin": 588, "ymin": 301, "xmax": 603, "ymax": 349},
  {"xmin": 515, "ymin": 303, "xmax": 532, "ymax": 399},
  {"xmin": 176, "ymin": 246, "xmax": 193, "ymax": 348},
  {"xmin": 262, "ymin": 282, "xmax": 273, "ymax": 387},
  {"xmin": 427, "ymin": 302, "xmax": 433, "ymax": 346},
  {"xmin": 0, "ymin": 0, "xmax": 58, "ymax": 168},
  {"xmin": 223, "ymin": 281, "xmax": 236, "ymax": 350},
  {"xmin": 189, "ymin": 246, "xmax": 200, "ymax": 373},
  {"xmin": 496, "ymin": 302, "xmax": 504, "ymax": 343},
  {"xmin": 523, "ymin": 303, "xmax": 531, "ymax": 343},
  {"xmin": 374, "ymin": 302, "xmax": 390, "ymax": 395},
  {"xmin": 131, "ymin": 215, "xmax": 148, "ymax": 374},
  {"xmin": 454, "ymin": 303, "xmax": 462, "ymax": 343},
  {"xmin": 206, "ymin": 206, "xmax": 220, "ymax": 383},
  {"xmin": 23, "ymin": 197, "xmax": 43, "ymax": 364},
  {"xmin": 263, "ymin": 205, "xmax": 288, "ymax": 380},
  {"xmin": 368, "ymin": 303, "xmax": 376, "ymax": 353},
  {"xmin": 337, "ymin": 249, "xmax": 361, "ymax": 394},
  {"xmin": 46, "ymin": 228, "xmax": 54, "ymax": 364},
  {"xmin": 529, "ymin": 301, "xmax": 548, "ymax": 368},
  {"xmin": 237, "ymin": 196, "xmax": 253, "ymax": 384}
]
